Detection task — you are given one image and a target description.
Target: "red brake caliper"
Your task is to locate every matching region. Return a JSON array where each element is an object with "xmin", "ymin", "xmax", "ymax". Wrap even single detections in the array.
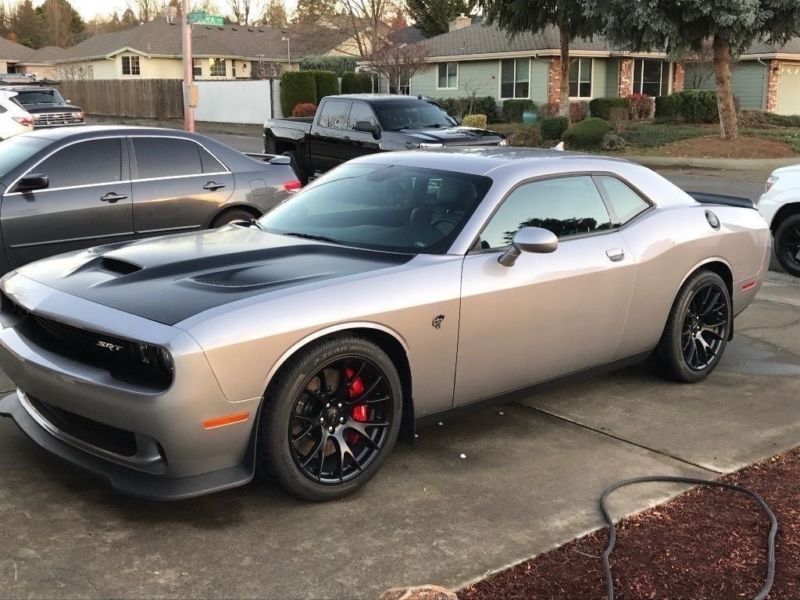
[{"xmin": 346, "ymin": 367, "xmax": 368, "ymax": 444}]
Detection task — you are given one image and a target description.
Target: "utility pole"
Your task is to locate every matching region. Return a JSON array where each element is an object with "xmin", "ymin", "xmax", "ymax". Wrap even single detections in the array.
[{"xmin": 181, "ymin": 0, "xmax": 195, "ymax": 132}]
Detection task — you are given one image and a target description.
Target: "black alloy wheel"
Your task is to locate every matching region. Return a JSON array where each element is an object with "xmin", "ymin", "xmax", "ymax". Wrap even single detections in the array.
[
  {"xmin": 774, "ymin": 214, "xmax": 800, "ymax": 277},
  {"xmin": 680, "ymin": 283, "xmax": 730, "ymax": 371}
]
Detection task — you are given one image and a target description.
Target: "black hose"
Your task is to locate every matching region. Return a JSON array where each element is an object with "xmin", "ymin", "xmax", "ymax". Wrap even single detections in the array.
[{"xmin": 600, "ymin": 475, "xmax": 778, "ymax": 600}]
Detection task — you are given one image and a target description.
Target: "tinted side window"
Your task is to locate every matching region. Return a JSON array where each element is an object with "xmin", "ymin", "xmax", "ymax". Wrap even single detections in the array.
[
  {"xmin": 199, "ymin": 146, "xmax": 226, "ymax": 173},
  {"xmin": 36, "ymin": 139, "xmax": 122, "ymax": 188},
  {"xmin": 133, "ymin": 138, "xmax": 203, "ymax": 179},
  {"xmin": 317, "ymin": 100, "xmax": 351, "ymax": 129},
  {"xmin": 480, "ymin": 176, "xmax": 611, "ymax": 248},
  {"xmin": 348, "ymin": 102, "xmax": 378, "ymax": 130},
  {"xmin": 595, "ymin": 176, "xmax": 650, "ymax": 225}
]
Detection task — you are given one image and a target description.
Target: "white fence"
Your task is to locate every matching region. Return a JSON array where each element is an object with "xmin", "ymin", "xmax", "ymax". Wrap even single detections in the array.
[{"xmin": 194, "ymin": 79, "xmax": 283, "ymax": 124}]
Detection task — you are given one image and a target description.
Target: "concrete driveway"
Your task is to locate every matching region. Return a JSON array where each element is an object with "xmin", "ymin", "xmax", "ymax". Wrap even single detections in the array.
[{"xmin": 1, "ymin": 273, "xmax": 798, "ymax": 599}]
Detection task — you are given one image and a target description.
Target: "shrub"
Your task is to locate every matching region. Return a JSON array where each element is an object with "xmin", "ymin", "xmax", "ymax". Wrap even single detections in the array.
[
  {"xmin": 462, "ymin": 113, "xmax": 488, "ymax": 129},
  {"xmin": 489, "ymin": 123, "xmax": 543, "ymax": 147},
  {"xmin": 299, "ymin": 55, "xmax": 357, "ymax": 77},
  {"xmin": 291, "ymin": 102, "xmax": 317, "ymax": 118},
  {"xmin": 502, "ymin": 99, "xmax": 536, "ymax": 123},
  {"xmin": 341, "ymin": 72, "xmax": 373, "ymax": 93},
  {"xmin": 739, "ymin": 110, "xmax": 800, "ymax": 128},
  {"xmin": 308, "ymin": 70, "xmax": 339, "ymax": 103},
  {"xmin": 679, "ymin": 90, "xmax": 718, "ymax": 123},
  {"xmin": 436, "ymin": 96, "xmax": 497, "ymax": 122},
  {"xmin": 601, "ymin": 132, "xmax": 627, "ymax": 151},
  {"xmin": 540, "ymin": 116, "xmax": 569, "ymax": 139},
  {"xmin": 280, "ymin": 71, "xmax": 317, "ymax": 117},
  {"xmin": 570, "ymin": 101, "xmax": 589, "ymax": 123},
  {"xmin": 627, "ymin": 94, "xmax": 654, "ymax": 120},
  {"xmin": 589, "ymin": 97, "xmax": 630, "ymax": 120},
  {"xmin": 562, "ymin": 117, "xmax": 612, "ymax": 149},
  {"xmin": 655, "ymin": 95, "xmax": 678, "ymax": 119},
  {"xmin": 608, "ymin": 107, "xmax": 629, "ymax": 133}
]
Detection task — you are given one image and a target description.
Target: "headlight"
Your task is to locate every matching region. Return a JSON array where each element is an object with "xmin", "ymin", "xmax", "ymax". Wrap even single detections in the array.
[
  {"xmin": 765, "ymin": 174, "xmax": 778, "ymax": 194},
  {"xmin": 499, "ymin": 138, "xmax": 509, "ymax": 146},
  {"xmin": 418, "ymin": 143, "xmax": 444, "ymax": 149}
]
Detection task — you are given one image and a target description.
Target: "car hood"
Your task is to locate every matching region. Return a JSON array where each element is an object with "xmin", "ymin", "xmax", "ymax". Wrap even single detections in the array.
[
  {"xmin": 24, "ymin": 105, "xmax": 82, "ymax": 114},
  {"xmin": 402, "ymin": 126, "xmax": 505, "ymax": 145},
  {"xmin": 17, "ymin": 226, "xmax": 413, "ymax": 325}
]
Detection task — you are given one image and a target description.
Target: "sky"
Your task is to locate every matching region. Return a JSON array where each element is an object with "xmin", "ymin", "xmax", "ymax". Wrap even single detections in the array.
[{"xmin": 65, "ymin": 1, "xmax": 299, "ymax": 21}]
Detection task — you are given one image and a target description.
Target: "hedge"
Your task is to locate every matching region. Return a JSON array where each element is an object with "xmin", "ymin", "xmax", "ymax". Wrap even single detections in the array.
[
  {"xmin": 437, "ymin": 96, "xmax": 498, "ymax": 122},
  {"xmin": 308, "ymin": 70, "xmax": 339, "ymax": 103},
  {"xmin": 502, "ymin": 99, "xmax": 535, "ymax": 123},
  {"xmin": 562, "ymin": 117, "xmax": 612, "ymax": 149},
  {"xmin": 540, "ymin": 116, "xmax": 569, "ymax": 140},
  {"xmin": 655, "ymin": 90, "xmax": 718, "ymax": 123},
  {"xmin": 341, "ymin": 72, "xmax": 373, "ymax": 93},
  {"xmin": 299, "ymin": 55, "xmax": 357, "ymax": 77},
  {"xmin": 280, "ymin": 71, "xmax": 317, "ymax": 117},
  {"xmin": 589, "ymin": 97, "xmax": 631, "ymax": 120},
  {"xmin": 655, "ymin": 95, "xmax": 678, "ymax": 119}
]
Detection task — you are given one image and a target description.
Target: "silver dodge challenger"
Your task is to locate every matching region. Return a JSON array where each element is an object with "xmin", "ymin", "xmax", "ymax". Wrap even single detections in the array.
[{"xmin": 0, "ymin": 148, "xmax": 770, "ymax": 501}]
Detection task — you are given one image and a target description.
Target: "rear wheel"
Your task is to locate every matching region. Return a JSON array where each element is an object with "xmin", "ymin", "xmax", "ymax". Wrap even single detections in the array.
[
  {"xmin": 210, "ymin": 208, "xmax": 257, "ymax": 228},
  {"xmin": 282, "ymin": 151, "xmax": 308, "ymax": 185},
  {"xmin": 654, "ymin": 270, "xmax": 731, "ymax": 383},
  {"xmin": 258, "ymin": 335, "xmax": 402, "ymax": 501},
  {"xmin": 774, "ymin": 214, "xmax": 800, "ymax": 277}
]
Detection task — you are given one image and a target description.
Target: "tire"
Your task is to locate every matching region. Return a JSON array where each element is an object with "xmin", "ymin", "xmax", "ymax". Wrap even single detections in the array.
[
  {"xmin": 257, "ymin": 335, "xmax": 403, "ymax": 501},
  {"xmin": 282, "ymin": 151, "xmax": 308, "ymax": 185},
  {"xmin": 774, "ymin": 214, "xmax": 800, "ymax": 277},
  {"xmin": 654, "ymin": 270, "xmax": 731, "ymax": 383},
  {"xmin": 210, "ymin": 208, "xmax": 257, "ymax": 228}
]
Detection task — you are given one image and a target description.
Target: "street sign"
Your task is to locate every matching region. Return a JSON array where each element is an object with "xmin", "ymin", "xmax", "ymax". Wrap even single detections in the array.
[{"xmin": 187, "ymin": 11, "xmax": 225, "ymax": 26}]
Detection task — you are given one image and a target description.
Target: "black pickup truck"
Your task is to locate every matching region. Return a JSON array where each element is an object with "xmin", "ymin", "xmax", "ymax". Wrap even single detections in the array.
[{"xmin": 263, "ymin": 94, "xmax": 507, "ymax": 182}]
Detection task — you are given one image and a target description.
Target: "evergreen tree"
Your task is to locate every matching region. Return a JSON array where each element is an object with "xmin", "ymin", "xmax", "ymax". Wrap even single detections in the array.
[
  {"xmin": 121, "ymin": 8, "xmax": 138, "ymax": 28},
  {"xmin": 37, "ymin": 0, "xmax": 87, "ymax": 47},
  {"xmin": 262, "ymin": 0, "xmax": 287, "ymax": 27},
  {"xmin": 292, "ymin": 0, "xmax": 336, "ymax": 25},
  {"xmin": 12, "ymin": 0, "xmax": 44, "ymax": 48},
  {"xmin": 406, "ymin": 0, "xmax": 474, "ymax": 38}
]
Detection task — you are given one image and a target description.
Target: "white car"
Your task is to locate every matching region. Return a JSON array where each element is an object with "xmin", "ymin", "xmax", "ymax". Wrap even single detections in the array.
[
  {"xmin": 0, "ymin": 90, "xmax": 34, "ymax": 140},
  {"xmin": 758, "ymin": 165, "xmax": 800, "ymax": 277}
]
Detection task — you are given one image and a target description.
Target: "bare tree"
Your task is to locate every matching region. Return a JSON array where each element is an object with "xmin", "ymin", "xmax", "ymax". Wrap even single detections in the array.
[
  {"xmin": 339, "ymin": 0, "xmax": 392, "ymax": 57},
  {"xmin": 228, "ymin": 0, "xmax": 266, "ymax": 25},
  {"xmin": 366, "ymin": 42, "xmax": 429, "ymax": 95},
  {"xmin": 126, "ymin": 0, "xmax": 164, "ymax": 22}
]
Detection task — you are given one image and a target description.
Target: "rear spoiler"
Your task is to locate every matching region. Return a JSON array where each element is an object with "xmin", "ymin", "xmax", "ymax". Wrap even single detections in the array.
[
  {"xmin": 686, "ymin": 191, "xmax": 754, "ymax": 209},
  {"xmin": 244, "ymin": 152, "xmax": 290, "ymax": 166}
]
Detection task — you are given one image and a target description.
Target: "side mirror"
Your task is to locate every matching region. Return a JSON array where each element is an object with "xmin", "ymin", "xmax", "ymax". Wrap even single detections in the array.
[
  {"xmin": 498, "ymin": 226, "xmax": 558, "ymax": 267},
  {"xmin": 354, "ymin": 120, "xmax": 381, "ymax": 139},
  {"xmin": 16, "ymin": 173, "xmax": 49, "ymax": 193}
]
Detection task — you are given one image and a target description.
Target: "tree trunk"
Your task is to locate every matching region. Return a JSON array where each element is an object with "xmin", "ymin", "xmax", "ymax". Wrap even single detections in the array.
[
  {"xmin": 559, "ymin": 24, "xmax": 570, "ymax": 120},
  {"xmin": 712, "ymin": 36, "xmax": 738, "ymax": 140}
]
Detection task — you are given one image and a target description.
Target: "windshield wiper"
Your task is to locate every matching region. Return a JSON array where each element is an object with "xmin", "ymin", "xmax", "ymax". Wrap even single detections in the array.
[{"xmin": 283, "ymin": 232, "xmax": 343, "ymax": 245}]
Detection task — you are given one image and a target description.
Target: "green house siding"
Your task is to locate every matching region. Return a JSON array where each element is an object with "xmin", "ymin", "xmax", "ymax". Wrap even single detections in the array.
[
  {"xmin": 604, "ymin": 58, "xmax": 619, "ymax": 97},
  {"xmin": 685, "ymin": 61, "xmax": 767, "ymax": 109},
  {"xmin": 530, "ymin": 59, "xmax": 548, "ymax": 104},
  {"xmin": 590, "ymin": 58, "xmax": 607, "ymax": 99}
]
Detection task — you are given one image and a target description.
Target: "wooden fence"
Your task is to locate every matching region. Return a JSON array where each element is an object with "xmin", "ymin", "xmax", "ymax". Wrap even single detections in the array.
[{"xmin": 57, "ymin": 80, "xmax": 183, "ymax": 120}]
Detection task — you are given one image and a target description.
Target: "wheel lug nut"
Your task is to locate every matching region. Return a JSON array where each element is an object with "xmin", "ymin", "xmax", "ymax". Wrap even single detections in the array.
[
  {"xmin": 328, "ymin": 426, "xmax": 335, "ymax": 433},
  {"xmin": 339, "ymin": 417, "xmax": 345, "ymax": 423},
  {"xmin": 337, "ymin": 403, "xmax": 343, "ymax": 409},
  {"xmin": 319, "ymin": 417, "xmax": 325, "ymax": 423},
  {"xmin": 325, "ymin": 403, "xmax": 331, "ymax": 409}
]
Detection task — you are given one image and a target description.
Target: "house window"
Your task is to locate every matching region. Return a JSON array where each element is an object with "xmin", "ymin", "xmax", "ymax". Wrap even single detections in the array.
[
  {"xmin": 500, "ymin": 58, "xmax": 530, "ymax": 99},
  {"xmin": 633, "ymin": 59, "xmax": 668, "ymax": 96},
  {"xmin": 437, "ymin": 62, "xmax": 457, "ymax": 89},
  {"xmin": 209, "ymin": 58, "xmax": 227, "ymax": 77},
  {"xmin": 569, "ymin": 58, "xmax": 592, "ymax": 97},
  {"xmin": 192, "ymin": 59, "xmax": 202, "ymax": 78},
  {"xmin": 121, "ymin": 55, "xmax": 140, "ymax": 76}
]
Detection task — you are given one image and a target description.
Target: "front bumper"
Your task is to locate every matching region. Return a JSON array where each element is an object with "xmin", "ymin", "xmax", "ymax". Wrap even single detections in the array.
[{"xmin": 0, "ymin": 273, "xmax": 260, "ymax": 500}]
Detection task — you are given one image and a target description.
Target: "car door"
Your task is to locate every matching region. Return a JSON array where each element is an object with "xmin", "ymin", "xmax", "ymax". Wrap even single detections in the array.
[
  {"xmin": 343, "ymin": 101, "xmax": 381, "ymax": 161},
  {"xmin": 129, "ymin": 136, "xmax": 234, "ymax": 235},
  {"xmin": 308, "ymin": 99, "xmax": 352, "ymax": 173},
  {"xmin": 1, "ymin": 136, "xmax": 133, "ymax": 268},
  {"xmin": 454, "ymin": 175, "xmax": 637, "ymax": 406}
]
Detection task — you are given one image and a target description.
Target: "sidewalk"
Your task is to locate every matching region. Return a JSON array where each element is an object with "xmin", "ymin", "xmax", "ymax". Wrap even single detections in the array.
[{"xmin": 627, "ymin": 155, "xmax": 798, "ymax": 172}]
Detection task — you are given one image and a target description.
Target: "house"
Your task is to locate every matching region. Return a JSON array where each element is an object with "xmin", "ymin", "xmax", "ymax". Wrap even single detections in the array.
[
  {"xmin": 0, "ymin": 37, "xmax": 37, "ymax": 76},
  {"xmin": 409, "ymin": 17, "xmax": 800, "ymax": 115}
]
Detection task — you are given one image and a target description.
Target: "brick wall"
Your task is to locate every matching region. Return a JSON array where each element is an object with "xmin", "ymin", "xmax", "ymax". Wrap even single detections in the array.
[
  {"xmin": 766, "ymin": 59, "xmax": 779, "ymax": 112},
  {"xmin": 548, "ymin": 58, "xmax": 561, "ymax": 105},
  {"xmin": 672, "ymin": 62, "xmax": 685, "ymax": 92},
  {"xmin": 618, "ymin": 58, "xmax": 634, "ymax": 96}
]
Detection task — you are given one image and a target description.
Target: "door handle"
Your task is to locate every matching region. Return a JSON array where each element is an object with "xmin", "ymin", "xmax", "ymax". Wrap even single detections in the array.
[
  {"xmin": 203, "ymin": 181, "xmax": 226, "ymax": 191},
  {"xmin": 606, "ymin": 248, "xmax": 625, "ymax": 262},
  {"xmin": 100, "ymin": 192, "xmax": 127, "ymax": 203}
]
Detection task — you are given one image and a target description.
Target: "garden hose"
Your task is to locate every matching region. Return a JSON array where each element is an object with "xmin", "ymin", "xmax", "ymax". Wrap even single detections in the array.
[{"xmin": 600, "ymin": 475, "xmax": 778, "ymax": 600}]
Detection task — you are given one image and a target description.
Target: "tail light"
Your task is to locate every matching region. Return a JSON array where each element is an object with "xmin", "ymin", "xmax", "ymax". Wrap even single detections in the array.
[
  {"xmin": 282, "ymin": 179, "xmax": 302, "ymax": 192},
  {"xmin": 13, "ymin": 116, "xmax": 34, "ymax": 127}
]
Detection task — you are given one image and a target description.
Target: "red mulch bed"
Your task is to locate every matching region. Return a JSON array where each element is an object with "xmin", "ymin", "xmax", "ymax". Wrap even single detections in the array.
[
  {"xmin": 459, "ymin": 449, "xmax": 799, "ymax": 600},
  {"xmin": 657, "ymin": 135, "xmax": 795, "ymax": 158}
]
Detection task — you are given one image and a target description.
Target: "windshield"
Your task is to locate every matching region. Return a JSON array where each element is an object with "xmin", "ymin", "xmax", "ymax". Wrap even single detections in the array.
[
  {"xmin": 259, "ymin": 163, "xmax": 492, "ymax": 254},
  {"xmin": 0, "ymin": 136, "xmax": 49, "ymax": 180},
  {"xmin": 375, "ymin": 100, "xmax": 456, "ymax": 131},
  {"xmin": 15, "ymin": 89, "xmax": 65, "ymax": 106}
]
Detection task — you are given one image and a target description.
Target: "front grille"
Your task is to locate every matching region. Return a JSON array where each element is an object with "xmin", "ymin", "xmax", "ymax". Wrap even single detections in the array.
[
  {"xmin": 28, "ymin": 395, "xmax": 138, "ymax": 457},
  {"xmin": 1, "ymin": 293, "xmax": 172, "ymax": 389},
  {"xmin": 33, "ymin": 111, "xmax": 84, "ymax": 127}
]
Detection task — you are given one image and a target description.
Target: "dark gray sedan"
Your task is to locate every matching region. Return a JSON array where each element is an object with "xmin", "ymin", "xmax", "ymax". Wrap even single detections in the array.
[{"xmin": 0, "ymin": 126, "xmax": 298, "ymax": 271}]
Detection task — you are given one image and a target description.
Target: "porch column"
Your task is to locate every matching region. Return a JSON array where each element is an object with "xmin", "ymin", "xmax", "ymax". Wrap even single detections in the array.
[
  {"xmin": 672, "ymin": 62, "xmax": 685, "ymax": 92},
  {"xmin": 548, "ymin": 58, "xmax": 561, "ymax": 105},
  {"xmin": 766, "ymin": 59, "xmax": 780, "ymax": 112},
  {"xmin": 618, "ymin": 58, "xmax": 634, "ymax": 96}
]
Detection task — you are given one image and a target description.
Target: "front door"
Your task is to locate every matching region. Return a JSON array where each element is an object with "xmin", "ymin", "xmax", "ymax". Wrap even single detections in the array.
[
  {"xmin": 1, "ymin": 137, "xmax": 133, "ymax": 268},
  {"xmin": 454, "ymin": 175, "xmax": 637, "ymax": 406},
  {"xmin": 309, "ymin": 99, "xmax": 353, "ymax": 173}
]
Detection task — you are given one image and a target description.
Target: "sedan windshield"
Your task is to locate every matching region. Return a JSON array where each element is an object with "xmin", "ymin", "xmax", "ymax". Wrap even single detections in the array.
[
  {"xmin": 376, "ymin": 101, "xmax": 456, "ymax": 131},
  {"xmin": 259, "ymin": 163, "xmax": 492, "ymax": 254}
]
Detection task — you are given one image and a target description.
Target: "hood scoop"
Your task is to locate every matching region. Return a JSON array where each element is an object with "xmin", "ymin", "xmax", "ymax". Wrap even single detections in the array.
[
  {"xmin": 99, "ymin": 257, "xmax": 142, "ymax": 275},
  {"xmin": 190, "ymin": 265, "xmax": 330, "ymax": 290}
]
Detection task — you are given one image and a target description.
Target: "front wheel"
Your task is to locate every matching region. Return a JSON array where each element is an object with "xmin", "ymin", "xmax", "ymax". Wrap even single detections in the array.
[
  {"xmin": 654, "ymin": 270, "xmax": 731, "ymax": 383},
  {"xmin": 774, "ymin": 214, "xmax": 800, "ymax": 277},
  {"xmin": 257, "ymin": 335, "xmax": 403, "ymax": 501}
]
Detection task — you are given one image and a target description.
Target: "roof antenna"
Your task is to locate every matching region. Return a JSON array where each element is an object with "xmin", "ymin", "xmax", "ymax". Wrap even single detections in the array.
[{"xmin": 554, "ymin": 141, "xmax": 565, "ymax": 151}]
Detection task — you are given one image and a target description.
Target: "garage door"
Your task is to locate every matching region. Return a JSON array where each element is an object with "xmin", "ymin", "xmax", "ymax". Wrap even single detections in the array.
[{"xmin": 777, "ymin": 62, "xmax": 800, "ymax": 115}]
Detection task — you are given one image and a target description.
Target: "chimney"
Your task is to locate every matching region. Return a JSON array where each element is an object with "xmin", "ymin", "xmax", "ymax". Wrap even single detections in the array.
[
  {"xmin": 449, "ymin": 14, "xmax": 471, "ymax": 32},
  {"xmin": 164, "ymin": 6, "xmax": 178, "ymax": 24}
]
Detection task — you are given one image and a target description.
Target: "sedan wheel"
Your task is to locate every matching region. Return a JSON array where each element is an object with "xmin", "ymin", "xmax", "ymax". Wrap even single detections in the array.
[
  {"xmin": 258, "ymin": 335, "xmax": 402, "ymax": 501},
  {"xmin": 655, "ymin": 270, "xmax": 731, "ymax": 382},
  {"xmin": 774, "ymin": 214, "xmax": 800, "ymax": 277}
]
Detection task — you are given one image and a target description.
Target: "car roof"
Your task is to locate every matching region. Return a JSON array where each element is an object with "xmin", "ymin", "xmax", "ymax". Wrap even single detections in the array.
[
  {"xmin": 2, "ymin": 86, "xmax": 57, "ymax": 92},
  {"xmin": 329, "ymin": 94, "xmax": 430, "ymax": 103},
  {"xmin": 15, "ymin": 125, "xmax": 203, "ymax": 143}
]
